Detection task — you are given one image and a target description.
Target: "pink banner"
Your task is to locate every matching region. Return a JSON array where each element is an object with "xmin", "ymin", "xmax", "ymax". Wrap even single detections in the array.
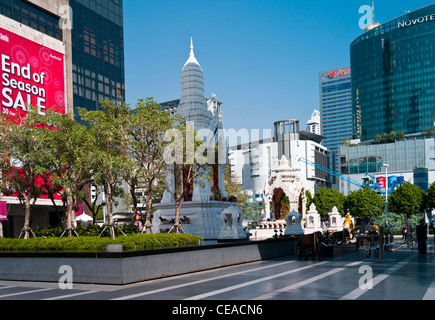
[
  {"xmin": 0, "ymin": 201, "xmax": 7, "ymax": 221},
  {"xmin": 377, "ymin": 177, "xmax": 386, "ymax": 189},
  {"xmin": 0, "ymin": 27, "xmax": 66, "ymax": 118},
  {"xmin": 75, "ymin": 204, "xmax": 83, "ymax": 218}
]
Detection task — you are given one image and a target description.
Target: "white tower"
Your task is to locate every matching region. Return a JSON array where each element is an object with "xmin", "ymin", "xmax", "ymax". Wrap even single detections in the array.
[
  {"xmin": 178, "ymin": 38, "xmax": 214, "ymax": 130},
  {"xmin": 153, "ymin": 38, "xmax": 230, "ymax": 240},
  {"xmin": 306, "ymin": 109, "xmax": 321, "ymax": 135}
]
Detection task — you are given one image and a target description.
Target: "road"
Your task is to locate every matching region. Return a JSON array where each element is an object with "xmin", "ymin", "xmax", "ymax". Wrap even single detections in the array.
[{"xmin": 0, "ymin": 237, "xmax": 434, "ymax": 303}]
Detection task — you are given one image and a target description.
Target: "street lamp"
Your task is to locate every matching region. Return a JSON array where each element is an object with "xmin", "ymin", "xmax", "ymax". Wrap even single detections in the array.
[{"xmin": 383, "ymin": 164, "xmax": 389, "ymax": 227}]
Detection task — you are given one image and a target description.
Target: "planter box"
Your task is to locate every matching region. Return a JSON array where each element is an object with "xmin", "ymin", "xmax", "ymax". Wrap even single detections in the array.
[{"xmin": 0, "ymin": 238, "xmax": 296, "ymax": 285}]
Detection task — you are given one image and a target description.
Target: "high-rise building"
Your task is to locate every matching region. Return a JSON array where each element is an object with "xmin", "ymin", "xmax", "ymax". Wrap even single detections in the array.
[
  {"xmin": 69, "ymin": 0, "xmax": 125, "ymax": 114},
  {"xmin": 274, "ymin": 119, "xmax": 331, "ymax": 191},
  {"xmin": 306, "ymin": 109, "xmax": 321, "ymax": 135},
  {"xmin": 351, "ymin": 3, "xmax": 435, "ymax": 141},
  {"xmin": 319, "ymin": 67, "xmax": 353, "ymax": 175},
  {"xmin": 0, "ymin": 0, "xmax": 125, "ymax": 236}
]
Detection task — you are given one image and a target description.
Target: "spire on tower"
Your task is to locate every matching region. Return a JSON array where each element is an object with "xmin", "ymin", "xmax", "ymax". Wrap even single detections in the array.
[{"xmin": 190, "ymin": 37, "xmax": 194, "ymax": 57}]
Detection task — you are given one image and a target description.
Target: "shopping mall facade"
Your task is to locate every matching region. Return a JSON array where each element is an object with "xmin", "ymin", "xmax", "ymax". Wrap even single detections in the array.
[{"xmin": 0, "ymin": 0, "xmax": 125, "ymax": 237}]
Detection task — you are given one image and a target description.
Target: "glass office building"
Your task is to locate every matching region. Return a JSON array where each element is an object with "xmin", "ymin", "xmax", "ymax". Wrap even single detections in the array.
[
  {"xmin": 351, "ymin": 3, "xmax": 435, "ymax": 141},
  {"xmin": 0, "ymin": 0, "xmax": 63, "ymax": 41},
  {"xmin": 338, "ymin": 136, "xmax": 435, "ymax": 195},
  {"xmin": 340, "ymin": 138, "xmax": 427, "ymax": 175},
  {"xmin": 319, "ymin": 67, "xmax": 353, "ymax": 175},
  {"xmin": 70, "ymin": 0, "xmax": 125, "ymax": 114}
]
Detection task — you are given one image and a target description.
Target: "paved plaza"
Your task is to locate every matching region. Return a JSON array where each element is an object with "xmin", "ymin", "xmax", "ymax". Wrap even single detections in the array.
[{"xmin": 0, "ymin": 237, "xmax": 434, "ymax": 301}]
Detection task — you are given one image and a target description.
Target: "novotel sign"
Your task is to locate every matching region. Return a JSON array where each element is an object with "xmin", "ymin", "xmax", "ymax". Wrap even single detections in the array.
[
  {"xmin": 328, "ymin": 68, "xmax": 351, "ymax": 79},
  {"xmin": 398, "ymin": 14, "xmax": 435, "ymax": 29}
]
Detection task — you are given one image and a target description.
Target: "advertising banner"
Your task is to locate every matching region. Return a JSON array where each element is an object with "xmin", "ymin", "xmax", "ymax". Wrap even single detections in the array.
[
  {"xmin": 376, "ymin": 177, "xmax": 386, "ymax": 189},
  {"xmin": 0, "ymin": 201, "xmax": 7, "ymax": 221},
  {"xmin": 0, "ymin": 27, "xmax": 65, "ymax": 118}
]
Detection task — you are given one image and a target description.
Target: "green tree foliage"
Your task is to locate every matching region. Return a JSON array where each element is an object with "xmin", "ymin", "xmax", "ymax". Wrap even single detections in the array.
[
  {"xmin": 374, "ymin": 131, "xmax": 405, "ymax": 144},
  {"xmin": 42, "ymin": 109, "xmax": 96, "ymax": 237},
  {"xmin": 0, "ymin": 107, "xmax": 53, "ymax": 239},
  {"xmin": 388, "ymin": 183, "xmax": 427, "ymax": 218},
  {"xmin": 305, "ymin": 190, "xmax": 313, "ymax": 211},
  {"xmin": 79, "ymin": 101, "xmax": 134, "ymax": 239},
  {"xmin": 162, "ymin": 121, "xmax": 206, "ymax": 234},
  {"xmin": 119, "ymin": 98, "xmax": 177, "ymax": 234},
  {"xmin": 427, "ymin": 182, "xmax": 435, "ymax": 210},
  {"xmin": 345, "ymin": 188, "xmax": 385, "ymax": 218},
  {"xmin": 223, "ymin": 165, "xmax": 247, "ymax": 203},
  {"xmin": 312, "ymin": 187, "xmax": 346, "ymax": 218}
]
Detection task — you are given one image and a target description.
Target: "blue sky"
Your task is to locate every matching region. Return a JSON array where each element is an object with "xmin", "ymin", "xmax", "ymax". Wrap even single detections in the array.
[{"xmin": 123, "ymin": 0, "xmax": 432, "ymax": 136}]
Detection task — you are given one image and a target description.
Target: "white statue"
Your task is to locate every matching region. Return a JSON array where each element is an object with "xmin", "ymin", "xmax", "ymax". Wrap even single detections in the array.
[
  {"xmin": 305, "ymin": 203, "xmax": 322, "ymax": 234},
  {"xmin": 284, "ymin": 210, "xmax": 304, "ymax": 236},
  {"xmin": 218, "ymin": 206, "xmax": 249, "ymax": 240},
  {"xmin": 328, "ymin": 206, "xmax": 343, "ymax": 232}
]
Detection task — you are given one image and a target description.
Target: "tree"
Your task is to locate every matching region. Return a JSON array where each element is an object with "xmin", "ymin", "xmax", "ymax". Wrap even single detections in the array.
[
  {"xmin": 388, "ymin": 183, "xmax": 427, "ymax": 218},
  {"xmin": 79, "ymin": 101, "xmax": 133, "ymax": 239},
  {"xmin": 223, "ymin": 164, "xmax": 247, "ymax": 203},
  {"xmin": 42, "ymin": 110, "xmax": 96, "ymax": 238},
  {"xmin": 427, "ymin": 182, "xmax": 435, "ymax": 210},
  {"xmin": 162, "ymin": 121, "xmax": 206, "ymax": 234},
  {"xmin": 119, "ymin": 98, "xmax": 177, "ymax": 234},
  {"xmin": 0, "ymin": 107, "xmax": 53, "ymax": 239},
  {"xmin": 312, "ymin": 187, "xmax": 346, "ymax": 219},
  {"xmin": 305, "ymin": 190, "xmax": 314, "ymax": 211},
  {"xmin": 345, "ymin": 188, "xmax": 385, "ymax": 218}
]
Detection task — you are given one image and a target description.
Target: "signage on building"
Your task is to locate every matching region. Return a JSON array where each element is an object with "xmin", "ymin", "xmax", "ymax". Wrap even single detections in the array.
[
  {"xmin": 0, "ymin": 27, "xmax": 65, "ymax": 118},
  {"xmin": 328, "ymin": 68, "xmax": 351, "ymax": 79},
  {"xmin": 0, "ymin": 201, "xmax": 7, "ymax": 221},
  {"xmin": 398, "ymin": 14, "xmax": 435, "ymax": 29}
]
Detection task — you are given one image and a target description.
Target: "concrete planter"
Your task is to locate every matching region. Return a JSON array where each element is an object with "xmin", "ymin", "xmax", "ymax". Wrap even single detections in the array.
[{"xmin": 0, "ymin": 238, "xmax": 296, "ymax": 285}]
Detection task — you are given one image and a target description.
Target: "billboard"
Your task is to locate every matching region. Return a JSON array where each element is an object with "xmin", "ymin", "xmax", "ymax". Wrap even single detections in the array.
[
  {"xmin": 0, "ymin": 201, "xmax": 6, "ymax": 221},
  {"xmin": 0, "ymin": 27, "xmax": 65, "ymax": 118}
]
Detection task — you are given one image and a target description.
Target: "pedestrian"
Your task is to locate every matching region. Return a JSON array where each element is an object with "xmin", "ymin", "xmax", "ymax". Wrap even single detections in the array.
[
  {"xmin": 416, "ymin": 219, "xmax": 428, "ymax": 255},
  {"xmin": 402, "ymin": 223, "xmax": 407, "ymax": 241}
]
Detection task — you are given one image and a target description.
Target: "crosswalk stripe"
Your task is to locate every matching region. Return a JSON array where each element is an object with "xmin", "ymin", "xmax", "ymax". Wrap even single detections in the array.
[
  {"xmin": 0, "ymin": 288, "xmax": 55, "ymax": 299},
  {"xmin": 43, "ymin": 291, "xmax": 97, "ymax": 300},
  {"xmin": 253, "ymin": 261, "xmax": 364, "ymax": 300},
  {"xmin": 112, "ymin": 260, "xmax": 297, "ymax": 300},
  {"xmin": 340, "ymin": 255, "xmax": 413, "ymax": 300},
  {"xmin": 184, "ymin": 262, "xmax": 328, "ymax": 300}
]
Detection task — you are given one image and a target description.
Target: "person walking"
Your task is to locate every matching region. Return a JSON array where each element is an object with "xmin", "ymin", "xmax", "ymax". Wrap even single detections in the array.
[{"xmin": 416, "ymin": 219, "xmax": 428, "ymax": 255}]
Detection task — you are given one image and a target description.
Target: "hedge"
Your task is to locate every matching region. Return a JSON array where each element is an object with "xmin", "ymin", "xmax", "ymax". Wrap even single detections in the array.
[{"xmin": 0, "ymin": 233, "xmax": 203, "ymax": 252}]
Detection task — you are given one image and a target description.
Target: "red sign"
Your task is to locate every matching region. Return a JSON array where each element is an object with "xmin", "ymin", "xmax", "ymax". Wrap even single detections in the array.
[
  {"xmin": 328, "ymin": 68, "xmax": 351, "ymax": 78},
  {"xmin": 0, "ymin": 201, "xmax": 7, "ymax": 221},
  {"xmin": 0, "ymin": 27, "xmax": 65, "ymax": 118},
  {"xmin": 377, "ymin": 177, "xmax": 386, "ymax": 189}
]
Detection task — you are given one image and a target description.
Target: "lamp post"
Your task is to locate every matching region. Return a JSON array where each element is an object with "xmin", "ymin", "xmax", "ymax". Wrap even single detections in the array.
[{"xmin": 383, "ymin": 164, "xmax": 389, "ymax": 227}]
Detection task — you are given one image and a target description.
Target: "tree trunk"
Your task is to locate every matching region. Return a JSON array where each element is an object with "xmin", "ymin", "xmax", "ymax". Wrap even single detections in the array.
[
  {"xmin": 143, "ymin": 193, "xmax": 153, "ymax": 234},
  {"xmin": 169, "ymin": 200, "xmax": 184, "ymax": 235},
  {"xmin": 106, "ymin": 184, "xmax": 115, "ymax": 240},
  {"xmin": 129, "ymin": 182, "xmax": 138, "ymax": 226},
  {"xmin": 21, "ymin": 195, "xmax": 32, "ymax": 239},
  {"xmin": 63, "ymin": 193, "xmax": 77, "ymax": 238}
]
